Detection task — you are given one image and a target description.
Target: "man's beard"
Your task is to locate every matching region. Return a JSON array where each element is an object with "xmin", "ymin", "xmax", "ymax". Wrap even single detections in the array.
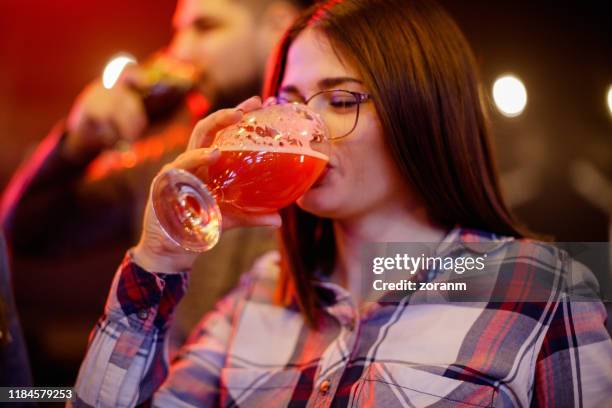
[{"xmin": 205, "ymin": 74, "xmax": 263, "ymax": 114}]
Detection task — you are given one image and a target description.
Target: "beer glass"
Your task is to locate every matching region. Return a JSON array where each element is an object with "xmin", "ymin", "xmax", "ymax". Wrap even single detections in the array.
[
  {"xmin": 151, "ymin": 100, "xmax": 330, "ymax": 251},
  {"xmin": 134, "ymin": 52, "xmax": 198, "ymax": 122}
]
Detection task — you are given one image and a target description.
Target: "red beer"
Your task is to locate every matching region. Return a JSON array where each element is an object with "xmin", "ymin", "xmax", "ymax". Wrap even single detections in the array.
[{"xmin": 199, "ymin": 148, "xmax": 328, "ymax": 213}]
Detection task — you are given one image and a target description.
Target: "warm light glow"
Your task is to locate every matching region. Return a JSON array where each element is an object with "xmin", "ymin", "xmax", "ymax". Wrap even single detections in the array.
[
  {"xmin": 102, "ymin": 53, "xmax": 136, "ymax": 89},
  {"xmin": 607, "ymin": 85, "xmax": 612, "ymax": 116},
  {"xmin": 492, "ymin": 75, "xmax": 527, "ymax": 117}
]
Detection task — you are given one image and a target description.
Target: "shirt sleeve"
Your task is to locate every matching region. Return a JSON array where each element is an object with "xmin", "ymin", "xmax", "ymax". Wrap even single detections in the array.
[
  {"xmin": 532, "ymin": 259, "xmax": 612, "ymax": 407},
  {"xmin": 151, "ymin": 273, "xmax": 251, "ymax": 408},
  {"xmin": 1, "ymin": 121, "xmax": 135, "ymax": 255},
  {"xmin": 71, "ymin": 252, "xmax": 189, "ymax": 408}
]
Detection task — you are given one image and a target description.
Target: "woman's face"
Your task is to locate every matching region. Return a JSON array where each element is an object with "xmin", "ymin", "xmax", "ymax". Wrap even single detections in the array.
[{"xmin": 280, "ymin": 28, "xmax": 409, "ymax": 220}]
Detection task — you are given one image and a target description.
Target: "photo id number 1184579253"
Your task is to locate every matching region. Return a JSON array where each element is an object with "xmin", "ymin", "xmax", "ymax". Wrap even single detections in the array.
[{"xmin": 0, "ymin": 387, "xmax": 74, "ymax": 402}]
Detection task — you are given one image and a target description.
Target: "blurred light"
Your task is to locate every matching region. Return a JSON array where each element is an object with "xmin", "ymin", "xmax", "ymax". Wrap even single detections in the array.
[
  {"xmin": 607, "ymin": 85, "xmax": 612, "ymax": 116},
  {"xmin": 102, "ymin": 53, "xmax": 136, "ymax": 89},
  {"xmin": 492, "ymin": 75, "xmax": 527, "ymax": 117}
]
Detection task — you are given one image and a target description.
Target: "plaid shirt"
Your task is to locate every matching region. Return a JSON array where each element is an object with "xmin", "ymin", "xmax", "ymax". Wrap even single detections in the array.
[{"xmin": 71, "ymin": 227, "xmax": 612, "ymax": 407}]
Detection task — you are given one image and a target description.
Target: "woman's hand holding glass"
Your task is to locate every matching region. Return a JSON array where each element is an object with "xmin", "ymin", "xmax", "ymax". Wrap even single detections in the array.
[{"xmin": 131, "ymin": 96, "xmax": 282, "ymax": 273}]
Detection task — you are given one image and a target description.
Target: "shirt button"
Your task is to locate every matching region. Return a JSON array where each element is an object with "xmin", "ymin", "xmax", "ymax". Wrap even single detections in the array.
[
  {"xmin": 319, "ymin": 379, "xmax": 331, "ymax": 394},
  {"xmin": 347, "ymin": 318, "xmax": 356, "ymax": 331},
  {"xmin": 137, "ymin": 309, "xmax": 149, "ymax": 320}
]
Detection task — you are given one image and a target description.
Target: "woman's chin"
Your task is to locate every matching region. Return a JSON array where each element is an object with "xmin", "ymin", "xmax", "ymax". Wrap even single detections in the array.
[{"xmin": 296, "ymin": 187, "xmax": 339, "ymax": 218}]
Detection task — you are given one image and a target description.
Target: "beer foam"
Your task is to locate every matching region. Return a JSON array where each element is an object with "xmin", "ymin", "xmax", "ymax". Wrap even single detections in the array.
[
  {"xmin": 217, "ymin": 145, "xmax": 329, "ymax": 161},
  {"xmin": 213, "ymin": 103, "xmax": 329, "ymax": 161}
]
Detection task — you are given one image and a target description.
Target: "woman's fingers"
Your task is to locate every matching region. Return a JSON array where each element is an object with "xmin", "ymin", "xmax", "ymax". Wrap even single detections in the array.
[
  {"xmin": 188, "ymin": 109, "xmax": 242, "ymax": 150},
  {"xmin": 162, "ymin": 148, "xmax": 221, "ymax": 173},
  {"xmin": 187, "ymin": 95, "xmax": 262, "ymax": 150},
  {"xmin": 224, "ymin": 211, "xmax": 282, "ymax": 230},
  {"xmin": 235, "ymin": 95, "xmax": 262, "ymax": 112},
  {"xmin": 246, "ymin": 213, "xmax": 282, "ymax": 228}
]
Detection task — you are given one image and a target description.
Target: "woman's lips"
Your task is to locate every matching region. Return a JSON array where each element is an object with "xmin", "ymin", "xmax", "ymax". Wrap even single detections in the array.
[{"xmin": 313, "ymin": 164, "xmax": 333, "ymax": 187}]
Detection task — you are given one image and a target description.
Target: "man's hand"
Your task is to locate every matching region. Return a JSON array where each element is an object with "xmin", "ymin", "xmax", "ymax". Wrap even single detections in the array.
[{"xmin": 64, "ymin": 77, "xmax": 147, "ymax": 161}]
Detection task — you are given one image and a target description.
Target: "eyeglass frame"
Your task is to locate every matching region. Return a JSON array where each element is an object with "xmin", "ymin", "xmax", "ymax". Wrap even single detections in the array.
[{"xmin": 276, "ymin": 89, "xmax": 372, "ymax": 140}]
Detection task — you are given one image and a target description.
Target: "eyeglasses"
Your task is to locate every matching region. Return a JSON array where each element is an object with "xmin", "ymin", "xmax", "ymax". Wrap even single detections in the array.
[{"xmin": 276, "ymin": 89, "xmax": 372, "ymax": 140}]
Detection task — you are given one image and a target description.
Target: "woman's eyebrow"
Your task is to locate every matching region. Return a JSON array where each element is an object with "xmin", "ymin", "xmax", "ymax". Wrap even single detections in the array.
[{"xmin": 318, "ymin": 77, "xmax": 363, "ymax": 89}]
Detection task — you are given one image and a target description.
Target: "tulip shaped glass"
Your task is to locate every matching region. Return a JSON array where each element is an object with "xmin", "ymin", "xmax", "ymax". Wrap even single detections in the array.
[{"xmin": 151, "ymin": 101, "xmax": 330, "ymax": 251}]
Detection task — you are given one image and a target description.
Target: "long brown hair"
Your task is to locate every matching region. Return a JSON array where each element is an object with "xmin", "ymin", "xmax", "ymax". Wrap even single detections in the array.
[{"xmin": 263, "ymin": 0, "xmax": 528, "ymax": 326}]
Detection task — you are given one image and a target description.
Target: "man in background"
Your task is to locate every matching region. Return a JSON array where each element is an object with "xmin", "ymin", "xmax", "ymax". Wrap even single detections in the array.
[{"xmin": 1, "ymin": 0, "xmax": 314, "ymax": 384}]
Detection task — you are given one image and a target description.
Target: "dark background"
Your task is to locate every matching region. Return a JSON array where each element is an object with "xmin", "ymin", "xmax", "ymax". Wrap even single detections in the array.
[{"xmin": 0, "ymin": 0, "xmax": 610, "ymax": 387}]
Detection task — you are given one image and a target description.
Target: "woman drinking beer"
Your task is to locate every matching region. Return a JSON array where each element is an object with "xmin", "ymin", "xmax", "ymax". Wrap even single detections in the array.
[{"xmin": 72, "ymin": 0, "xmax": 612, "ymax": 406}]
